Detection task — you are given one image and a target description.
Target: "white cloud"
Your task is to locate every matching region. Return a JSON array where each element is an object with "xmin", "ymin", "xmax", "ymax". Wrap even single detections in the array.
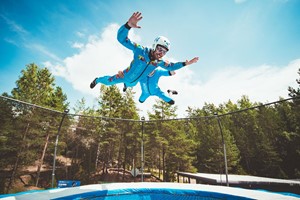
[
  {"xmin": 71, "ymin": 42, "xmax": 84, "ymax": 49},
  {"xmin": 27, "ymin": 43, "xmax": 62, "ymax": 63},
  {"xmin": 4, "ymin": 38, "xmax": 19, "ymax": 47},
  {"xmin": 44, "ymin": 61, "xmax": 67, "ymax": 76},
  {"xmin": 1, "ymin": 15, "xmax": 64, "ymax": 63},
  {"xmin": 47, "ymin": 23, "xmax": 299, "ymax": 118},
  {"xmin": 159, "ymin": 59, "xmax": 299, "ymax": 117},
  {"xmin": 47, "ymin": 23, "xmax": 142, "ymax": 100},
  {"xmin": 76, "ymin": 31, "xmax": 85, "ymax": 38},
  {"xmin": 1, "ymin": 14, "xmax": 29, "ymax": 36}
]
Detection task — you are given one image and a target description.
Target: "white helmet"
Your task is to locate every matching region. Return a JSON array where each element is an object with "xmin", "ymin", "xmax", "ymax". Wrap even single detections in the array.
[{"xmin": 152, "ymin": 36, "xmax": 170, "ymax": 51}]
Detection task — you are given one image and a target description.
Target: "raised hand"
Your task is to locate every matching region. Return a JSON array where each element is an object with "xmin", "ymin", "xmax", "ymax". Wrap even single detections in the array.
[
  {"xmin": 118, "ymin": 70, "xmax": 124, "ymax": 78},
  {"xmin": 127, "ymin": 12, "xmax": 143, "ymax": 28},
  {"xmin": 185, "ymin": 57, "xmax": 199, "ymax": 66}
]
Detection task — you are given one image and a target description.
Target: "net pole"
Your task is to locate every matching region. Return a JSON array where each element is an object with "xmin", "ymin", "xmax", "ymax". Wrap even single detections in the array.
[
  {"xmin": 141, "ymin": 116, "xmax": 145, "ymax": 182},
  {"xmin": 51, "ymin": 109, "xmax": 69, "ymax": 188},
  {"xmin": 215, "ymin": 112, "xmax": 229, "ymax": 186}
]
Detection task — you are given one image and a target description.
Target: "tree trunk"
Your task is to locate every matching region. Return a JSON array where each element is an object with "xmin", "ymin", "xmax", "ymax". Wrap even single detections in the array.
[
  {"xmin": 158, "ymin": 148, "xmax": 161, "ymax": 179},
  {"xmin": 117, "ymin": 137, "xmax": 122, "ymax": 178},
  {"xmin": 95, "ymin": 143, "xmax": 100, "ymax": 171},
  {"xmin": 122, "ymin": 131, "xmax": 127, "ymax": 181},
  {"xmin": 6, "ymin": 123, "xmax": 30, "ymax": 193},
  {"xmin": 35, "ymin": 132, "xmax": 50, "ymax": 187},
  {"xmin": 162, "ymin": 146, "xmax": 165, "ymax": 182}
]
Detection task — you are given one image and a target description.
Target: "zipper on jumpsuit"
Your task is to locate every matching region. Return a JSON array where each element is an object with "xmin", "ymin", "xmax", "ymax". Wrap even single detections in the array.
[
  {"xmin": 130, "ymin": 62, "xmax": 151, "ymax": 84},
  {"xmin": 147, "ymin": 76, "xmax": 152, "ymax": 95}
]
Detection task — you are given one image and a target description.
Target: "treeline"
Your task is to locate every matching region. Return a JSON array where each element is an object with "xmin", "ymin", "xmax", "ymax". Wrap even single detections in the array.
[{"xmin": 0, "ymin": 63, "xmax": 299, "ymax": 194}]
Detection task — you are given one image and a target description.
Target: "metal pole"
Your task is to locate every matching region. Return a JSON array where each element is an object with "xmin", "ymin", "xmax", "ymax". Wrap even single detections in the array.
[
  {"xmin": 214, "ymin": 112, "xmax": 229, "ymax": 186},
  {"xmin": 51, "ymin": 109, "xmax": 69, "ymax": 188},
  {"xmin": 141, "ymin": 116, "xmax": 145, "ymax": 182}
]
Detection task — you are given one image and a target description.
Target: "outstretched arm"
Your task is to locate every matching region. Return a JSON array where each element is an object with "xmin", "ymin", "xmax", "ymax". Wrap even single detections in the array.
[
  {"xmin": 159, "ymin": 57, "xmax": 199, "ymax": 71},
  {"xmin": 127, "ymin": 12, "xmax": 143, "ymax": 28},
  {"xmin": 117, "ymin": 12, "xmax": 143, "ymax": 51},
  {"xmin": 185, "ymin": 57, "xmax": 199, "ymax": 66}
]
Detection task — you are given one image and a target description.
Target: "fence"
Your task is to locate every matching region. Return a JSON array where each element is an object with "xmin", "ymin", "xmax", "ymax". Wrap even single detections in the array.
[{"xmin": 0, "ymin": 95, "xmax": 299, "ymax": 194}]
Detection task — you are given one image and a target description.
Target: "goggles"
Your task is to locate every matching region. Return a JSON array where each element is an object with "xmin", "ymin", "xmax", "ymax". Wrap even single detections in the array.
[{"xmin": 155, "ymin": 45, "xmax": 168, "ymax": 55}]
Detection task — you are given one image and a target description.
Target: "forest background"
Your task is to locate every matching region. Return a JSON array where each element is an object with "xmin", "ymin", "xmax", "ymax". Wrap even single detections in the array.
[{"xmin": 0, "ymin": 63, "xmax": 299, "ymax": 194}]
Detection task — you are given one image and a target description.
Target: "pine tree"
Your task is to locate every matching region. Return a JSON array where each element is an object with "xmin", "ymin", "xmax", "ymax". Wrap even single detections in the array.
[
  {"xmin": 6, "ymin": 63, "xmax": 68, "ymax": 192},
  {"xmin": 117, "ymin": 89, "xmax": 140, "ymax": 180},
  {"xmin": 288, "ymin": 68, "xmax": 300, "ymax": 98},
  {"xmin": 283, "ymin": 68, "xmax": 300, "ymax": 178},
  {"xmin": 147, "ymin": 100, "xmax": 196, "ymax": 181}
]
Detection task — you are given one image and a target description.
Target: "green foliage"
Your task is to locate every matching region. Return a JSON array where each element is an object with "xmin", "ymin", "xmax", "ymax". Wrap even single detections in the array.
[
  {"xmin": 0, "ymin": 63, "xmax": 69, "ymax": 193},
  {"xmin": 1, "ymin": 65, "xmax": 300, "ymax": 194},
  {"xmin": 288, "ymin": 68, "xmax": 300, "ymax": 98},
  {"xmin": 0, "ymin": 94, "xmax": 18, "ymax": 169},
  {"xmin": 64, "ymin": 86, "xmax": 141, "ymax": 182},
  {"xmin": 147, "ymin": 100, "xmax": 197, "ymax": 181}
]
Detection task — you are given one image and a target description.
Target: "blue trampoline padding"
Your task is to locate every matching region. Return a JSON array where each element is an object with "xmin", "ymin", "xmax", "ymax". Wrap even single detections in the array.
[
  {"xmin": 256, "ymin": 189, "xmax": 300, "ymax": 199},
  {"xmin": 53, "ymin": 188, "xmax": 252, "ymax": 200},
  {"xmin": 0, "ymin": 182, "xmax": 299, "ymax": 200}
]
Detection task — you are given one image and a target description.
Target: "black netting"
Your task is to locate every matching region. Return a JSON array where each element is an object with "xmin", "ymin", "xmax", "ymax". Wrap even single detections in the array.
[{"xmin": 0, "ymin": 95, "xmax": 299, "ymax": 195}]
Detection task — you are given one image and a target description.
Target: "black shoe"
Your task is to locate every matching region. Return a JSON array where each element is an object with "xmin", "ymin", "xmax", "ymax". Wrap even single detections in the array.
[
  {"xmin": 90, "ymin": 78, "xmax": 97, "ymax": 89},
  {"xmin": 123, "ymin": 83, "xmax": 127, "ymax": 92},
  {"xmin": 167, "ymin": 89, "xmax": 178, "ymax": 95},
  {"xmin": 168, "ymin": 100, "xmax": 175, "ymax": 105}
]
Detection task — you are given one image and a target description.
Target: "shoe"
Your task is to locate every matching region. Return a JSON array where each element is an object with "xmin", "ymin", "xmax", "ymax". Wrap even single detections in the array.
[
  {"xmin": 167, "ymin": 90, "xmax": 178, "ymax": 95},
  {"xmin": 168, "ymin": 100, "xmax": 175, "ymax": 105},
  {"xmin": 123, "ymin": 83, "xmax": 127, "ymax": 92},
  {"xmin": 90, "ymin": 78, "xmax": 97, "ymax": 89}
]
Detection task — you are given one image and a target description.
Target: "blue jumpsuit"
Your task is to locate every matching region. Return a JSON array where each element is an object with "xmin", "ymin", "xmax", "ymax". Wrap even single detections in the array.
[
  {"xmin": 139, "ymin": 68, "xmax": 174, "ymax": 103},
  {"xmin": 95, "ymin": 23, "xmax": 186, "ymax": 88}
]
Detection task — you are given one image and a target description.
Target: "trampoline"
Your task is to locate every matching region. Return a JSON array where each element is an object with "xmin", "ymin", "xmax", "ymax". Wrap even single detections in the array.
[{"xmin": 1, "ymin": 182, "xmax": 299, "ymax": 200}]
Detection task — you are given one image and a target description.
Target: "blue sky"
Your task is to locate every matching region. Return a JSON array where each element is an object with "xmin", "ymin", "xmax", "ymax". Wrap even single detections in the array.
[{"xmin": 1, "ymin": 0, "xmax": 300, "ymax": 117}]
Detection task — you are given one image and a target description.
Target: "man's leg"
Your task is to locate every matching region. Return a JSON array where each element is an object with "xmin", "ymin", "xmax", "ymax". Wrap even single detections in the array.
[
  {"xmin": 123, "ymin": 83, "xmax": 127, "ymax": 92},
  {"xmin": 90, "ymin": 78, "xmax": 98, "ymax": 89},
  {"xmin": 139, "ymin": 92, "xmax": 149, "ymax": 103},
  {"xmin": 156, "ymin": 90, "xmax": 175, "ymax": 105},
  {"xmin": 90, "ymin": 74, "xmax": 124, "ymax": 89}
]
